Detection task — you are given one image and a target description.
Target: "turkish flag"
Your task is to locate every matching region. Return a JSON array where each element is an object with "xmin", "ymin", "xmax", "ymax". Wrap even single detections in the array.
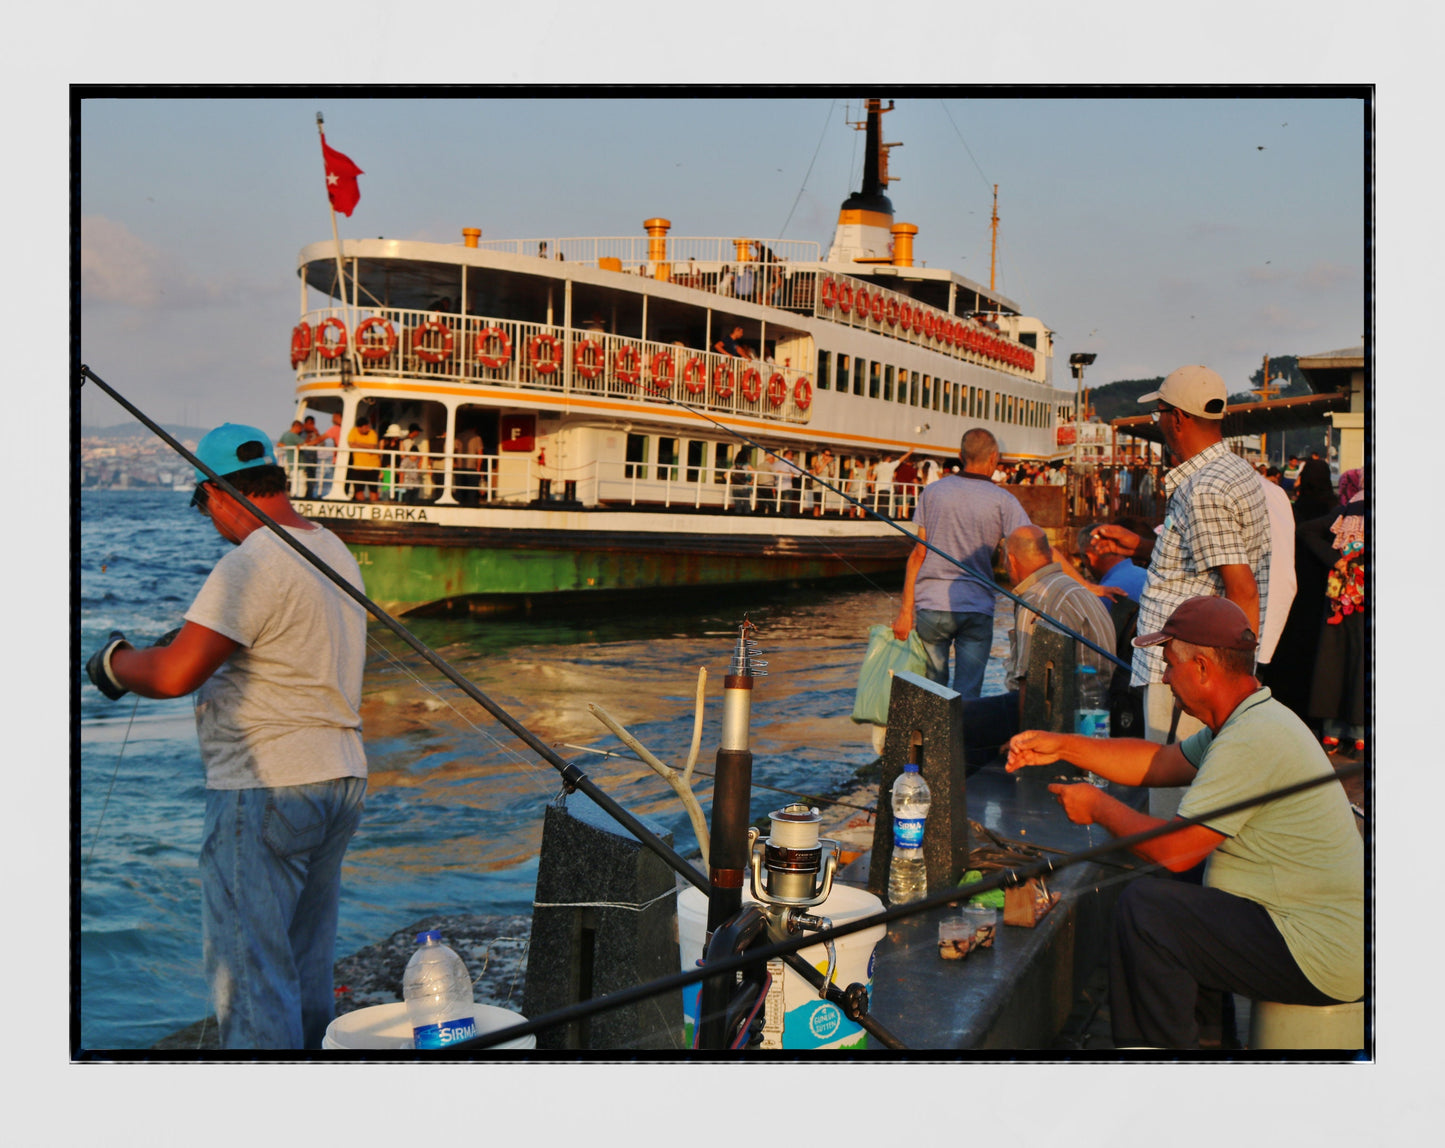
[{"xmin": 321, "ymin": 134, "xmax": 363, "ymax": 217}]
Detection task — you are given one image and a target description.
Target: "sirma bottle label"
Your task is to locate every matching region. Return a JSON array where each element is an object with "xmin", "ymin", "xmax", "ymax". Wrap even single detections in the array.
[
  {"xmin": 893, "ymin": 816, "xmax": 925, "ymax": 849},
  {"xmin": 413, "ymin": 1015, "xmax": 478, "ymax": 1049}
]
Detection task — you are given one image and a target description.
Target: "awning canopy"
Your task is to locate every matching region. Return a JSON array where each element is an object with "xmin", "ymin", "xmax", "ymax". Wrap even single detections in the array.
[{"xmin": 1110, "ymin": 391, "xmax": 1352, "ymax": 444}]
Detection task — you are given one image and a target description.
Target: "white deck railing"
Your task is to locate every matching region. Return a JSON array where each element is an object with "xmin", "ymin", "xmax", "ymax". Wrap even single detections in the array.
[{"xmin": 278, "ymin": 443, "xmax": 924, "ymax": 518}]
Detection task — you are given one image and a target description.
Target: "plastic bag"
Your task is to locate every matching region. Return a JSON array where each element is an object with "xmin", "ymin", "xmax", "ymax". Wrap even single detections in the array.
[{"xmin": 851, "ymin": 623, "xmax": 928, "ymax": 725}]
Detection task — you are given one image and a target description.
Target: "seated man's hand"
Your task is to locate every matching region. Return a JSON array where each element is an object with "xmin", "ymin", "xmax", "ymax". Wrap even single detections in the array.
[
  {"xmin": 1088, "ymin": 583, "xmax": 1128, "ymax": 601},
  {"xmin": 1005, "ymin": 730, "xmax": 1066, "ymax": 771},
  {"xmin": 1092, "ymin": 523, "xmax": 1142, "ymax": 558},
  {"xmin": 1048, "ymin": 781, "xmax": 1101, "ymax": 825}
]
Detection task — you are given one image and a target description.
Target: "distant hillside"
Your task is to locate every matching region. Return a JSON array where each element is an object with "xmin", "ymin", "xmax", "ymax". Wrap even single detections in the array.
[
  {"xmin": 82, "ymin": 423, "xmax": 211, "ymax": 442},
  {"xmin": 1087, "ymin": 355, "xmax": 1311, "ymax": 422}
]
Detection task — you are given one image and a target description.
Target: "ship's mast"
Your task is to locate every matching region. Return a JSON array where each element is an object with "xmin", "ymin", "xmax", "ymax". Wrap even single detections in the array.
[{"xmin": 989, "ymin": 184, "xmax": 999, "ymax": 293}]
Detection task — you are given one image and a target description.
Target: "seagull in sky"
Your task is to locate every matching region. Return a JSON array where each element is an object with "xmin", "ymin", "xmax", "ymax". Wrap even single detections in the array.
[{"xmin": 1257, "ymin": 145, "xmax": 1266, "ymax": 151}]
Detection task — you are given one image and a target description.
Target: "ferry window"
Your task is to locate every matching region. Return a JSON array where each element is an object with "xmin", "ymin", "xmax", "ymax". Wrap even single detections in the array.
[
  {"xmin": 686, "ymin": 440, "xmax": 706, "ymax": 483},
  {"xmin": 921, "ymin": 375, "xmax": 932, "ymax": 409},
  {"xmin": 1020, "ymin": 332, "xmax": 1037, "ymax": 349},
  {"xmin": 910, "ymin": 371, "xmax": 920, "ymax": 406},
  {"xmin": 657, "ymin": 437, "xmax": 679, "ymax": 481},
  {"xmin": 837, "ymin": 354, "xmax": 850, "ymax": 396},
  {"xmin": 625, "ymin": 433, "xmax": 649, "ymax": 479},
  {"xmin": 869, "ymin": 361, "xmax": 881, "ymax": 399},
  {"xmin": 853, "ymin": 358, "xmax": 866, "ymax": 396},
  {"xmin": 933, "ymin": 379, "xmax": 944, "ymax": 412},
  {"xmin": 817, "ymin": 349, "xmax": 831, "ymax": 391},
  {"xmin": 714, "ymin": 442, "xmax": 733, "ymax": 480},
  {"xmin": 883, "ymin": 364, "xmax": 894, "ymax": 402}
]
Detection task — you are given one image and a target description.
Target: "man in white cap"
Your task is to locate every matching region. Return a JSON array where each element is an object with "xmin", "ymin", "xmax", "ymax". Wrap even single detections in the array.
[
  {"xmin": 1006, "ymin": 596, "xmax": 1362, "ymax": 1049},
  {"xmin": 1092, "ymin": 366, "xmax": 1270, "ymax": 819},
  {"xmin": 85, "ymin": 424, "xmax": 368, "ymax": 1049}
]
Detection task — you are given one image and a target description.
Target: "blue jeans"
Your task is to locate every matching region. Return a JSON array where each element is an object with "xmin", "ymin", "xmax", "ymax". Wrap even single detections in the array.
[
  {"xmin": 914, "ymin": 609, "xmax": 994, "ymax": 699},
  {"xmin": 201, "ymin": 777, "xmax": 367, "ymax": 1050}
]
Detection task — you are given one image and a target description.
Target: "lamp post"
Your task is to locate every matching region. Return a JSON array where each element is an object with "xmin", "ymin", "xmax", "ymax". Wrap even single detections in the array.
[{"xmin": 1068, "ymin": 352, "xmax": 1096, "ymax": 465}]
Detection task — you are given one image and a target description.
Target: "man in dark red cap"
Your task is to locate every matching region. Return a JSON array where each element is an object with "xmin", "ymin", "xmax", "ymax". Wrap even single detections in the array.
[{"xmin": 1006, "ymin": 596, "xmax": 1362, "ymax": 1049}]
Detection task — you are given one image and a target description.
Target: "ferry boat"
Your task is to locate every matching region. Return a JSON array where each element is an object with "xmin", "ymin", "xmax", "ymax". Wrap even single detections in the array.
[{"xmin": 286, "ymin": 99, "xmax": 1076, "ymax": 614}]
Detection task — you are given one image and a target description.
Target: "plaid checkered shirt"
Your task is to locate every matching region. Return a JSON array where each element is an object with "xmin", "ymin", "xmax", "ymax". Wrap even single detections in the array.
[{"xmin": 1132, "ymin": 442, "xmax": 1271, "ymax": 685}]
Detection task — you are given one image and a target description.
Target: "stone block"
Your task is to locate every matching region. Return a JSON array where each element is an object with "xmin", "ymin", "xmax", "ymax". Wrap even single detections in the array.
[
  {"xmin": 522, "ymin": 793, "xmax": 684, "ymax": 1050},
  {"xmin": 867, "ymin": 670, "xmax": 970, "ymax": 898}
]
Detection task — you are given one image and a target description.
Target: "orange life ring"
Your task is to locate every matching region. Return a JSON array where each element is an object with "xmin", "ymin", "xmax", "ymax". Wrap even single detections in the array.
[
  {"xmin": 290, "ymin": 322, "xmax": 313, "ymax": 367},
  {"xmin": 765, "ymin": 373, "xmax": 788, "ymax": 408},
  {"xmin": 885, "ymin": 298, "xmax": 900, "ymax": 327},
  {"xmin": 355, "ymin": 316, "xmax": 397, "ymax": 361},
  {"xmin": 573, "ymin": 337, "xmax": 603, "ymax": 379},
  {"xmin": 820, "ymin": 276, "xmax": 837, "ymax": 309},
  {"xmin": 712, "ymin": 361, "xmax": 735, "ymax": 398},
  {"xmin": 315, "ymin": 317, "xmax": 347, "ymax": 359},
  {"xmin": 793, "ymin": 377, "xmax": 812, "ymax": 411},
  {"xmin": 682, "ymin": 356, "xmax": 707, "ymax": 395},
  {"xmin": 898, "ymin": 303, "xmax": 913, "ymax": 332},
  {"xmin": 413, "ymin": 319, "xmax": 453, "ymax": 363},
  {"xmin": 648, "ymin": 350, "xmax": 675, "ymax": 392},
  {"xmin": 614, "ymin": 345, "xmax": 641, "ymax": 386},
  {"xmin": 476, "ymin": 326, "xmax": 513, "ymax": 369},
  {"xmin": 740, "ymin": 367, "xmax": 762, "ymax": 403},
  {"xmin": 836, "ymin": 280, "xmax": 854, "ymax": 314},
  {"xmin": 529, "ymin": 332, "xmax": 561, "ymax": 374},
  {"xmin": 917, "ymin": 312, "xmax": 930, "ymax": 340},
  {"xmin": 870, "ymin": 292, "xmax": 885, "ymax": 323},
  {"xmin": 854, "ymin": 286, "xmax": 870, "ymax": 319}
]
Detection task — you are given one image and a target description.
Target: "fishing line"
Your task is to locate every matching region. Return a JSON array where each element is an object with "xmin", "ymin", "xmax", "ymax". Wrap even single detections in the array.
[
  {"xmin": 84, "ymin": 694, "xmax": 141, "ymax": 875},
  {"xmin": 665, "ymin": 394, "xmax": 1130, "ymax": 671},
  {"xmin": 78, "ymin": 364, "xmax": 707, "ymax": 894}
]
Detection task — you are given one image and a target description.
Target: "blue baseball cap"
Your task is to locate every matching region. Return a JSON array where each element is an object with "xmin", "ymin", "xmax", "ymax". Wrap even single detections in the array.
[{"xmin": 193, "ymin": 423, "xmax": 277, "ymax": 483}]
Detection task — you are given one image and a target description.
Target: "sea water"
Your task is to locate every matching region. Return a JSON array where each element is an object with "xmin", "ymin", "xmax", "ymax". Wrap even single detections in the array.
[{"xmin": 78, "ymin": 489, "xmax": 1010, "ymax": 1050}]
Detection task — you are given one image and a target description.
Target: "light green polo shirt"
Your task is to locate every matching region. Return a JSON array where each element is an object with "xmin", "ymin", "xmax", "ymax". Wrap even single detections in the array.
[{"xmin": 1177, "ymin": 687, "xmax": 1363, "ymax": 1003}]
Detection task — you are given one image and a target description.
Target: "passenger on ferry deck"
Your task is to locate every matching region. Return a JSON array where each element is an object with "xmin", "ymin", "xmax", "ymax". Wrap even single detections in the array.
[
  {"xmin": 892, "ymin": 430, "xmax": 1028, "ymax": 698},
  {"xmin": 1006, "ymin": 596, "xmax": 1363, "ymax": 1049},
  {"xmin": 345, "ymin": 416, "xmax": 382, "ymax": 503},
  {"xmin": 728, "ymin": 453, "xmax": 754, "ymax": 512},
  {"xmin": 86, "ymin": 424, "xmax": 369, "ymax": 1049},
  {"xmin": 871, "ymin": 447, "xmax": 913, "ymax": 516},
  {"xmin": 713, "ymin": 325, "xmax": 746, "ymax": 357},
  {"xmin": 277, "ymin": 420, "xmax": 305, "ymax": 487},
  {"xmin": 314, "ymin": 412, "xmax": 342, "ymax": 498}
]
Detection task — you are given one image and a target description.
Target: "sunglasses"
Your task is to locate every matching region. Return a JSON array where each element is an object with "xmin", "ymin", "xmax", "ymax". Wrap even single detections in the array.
[
  {"xmin": 190, "ymin": 483, "xmax": 211, "ymax": 514},
  {"xmin": 1150, "ymin": 403, "xmax": 1176, "ymax": 424}
]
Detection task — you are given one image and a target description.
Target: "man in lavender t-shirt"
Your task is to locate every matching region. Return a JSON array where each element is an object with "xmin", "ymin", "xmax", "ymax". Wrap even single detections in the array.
[{"xmin": 893, "ymin": 428, "xmax": 1031, "ymax": 698}]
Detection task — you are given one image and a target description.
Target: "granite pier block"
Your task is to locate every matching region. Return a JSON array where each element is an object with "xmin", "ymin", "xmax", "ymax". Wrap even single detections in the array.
[
  {"xmin": 522, "ymin": 794, "xmax": 684, "ymax": 1051},
  {"xmin": 867, "ymin": 670, "xmax": 970, "ymax": 898}
]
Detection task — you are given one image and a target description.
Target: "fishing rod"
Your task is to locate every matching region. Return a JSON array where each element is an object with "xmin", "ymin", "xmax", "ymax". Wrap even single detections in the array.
[
  {"xmin": 663, "ymin": 395, "xmax": 1130, "ymax": 673},
  {"xmin": 76, "ymin": 364, "xmax": 708, "ymax": 896},
  {"xmin": 454, "ymin": 758, "xmax": 1364, "ymax": 1050}
]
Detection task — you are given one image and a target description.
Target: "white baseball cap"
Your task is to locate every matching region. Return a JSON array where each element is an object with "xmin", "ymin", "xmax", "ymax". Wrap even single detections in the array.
[{"xmin": 1138, "ymin": 365, "xmax": 1228, "ymax": 420}]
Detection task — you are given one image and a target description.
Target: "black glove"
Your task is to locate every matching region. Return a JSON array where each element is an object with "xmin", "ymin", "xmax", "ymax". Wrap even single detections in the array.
[
  {"xmin": 152, "ymin": 627, "xmax": 183, "ymax": 649},
  {"xmin": 86, "ymin": 631, "xmax": 133, "ymax": 701}
]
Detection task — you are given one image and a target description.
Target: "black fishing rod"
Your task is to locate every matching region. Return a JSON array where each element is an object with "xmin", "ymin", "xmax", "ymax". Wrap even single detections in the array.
[
  {"xmin": 76, "ymin": 364, "xmax": 708, "ymax": 896},
  {"xmin": 663, "ymin": 395, "xmax": 1131, "ymax": 673},
  {"xmin": 453, "ymin": 758, "xmax": 1364, "ymax": 1050}
]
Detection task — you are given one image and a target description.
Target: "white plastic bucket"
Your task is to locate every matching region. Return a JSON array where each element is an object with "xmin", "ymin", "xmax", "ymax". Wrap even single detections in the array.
[
  {"xmin": 322, "ymin": 1002, "xmax": 537, "ymax": 1050},
  {"xmin": 677, "ymin": 883, "xmax": 886, "ymax": 1050}
]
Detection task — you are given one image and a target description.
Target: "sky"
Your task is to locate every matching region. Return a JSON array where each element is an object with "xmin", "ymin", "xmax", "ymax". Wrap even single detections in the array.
[{"xmin": 78, "ymin": 93, "xmax": 1367, "ymax": 432}]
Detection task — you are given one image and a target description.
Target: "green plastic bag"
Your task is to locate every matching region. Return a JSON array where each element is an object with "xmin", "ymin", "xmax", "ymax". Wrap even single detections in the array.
[
  {"xmin": 958, "ymin": 869, "xmax": 1006, "ymax": 909},
  {"xmin": 851, "ymin": 623, "xmax": 928, "ymax": 726}
]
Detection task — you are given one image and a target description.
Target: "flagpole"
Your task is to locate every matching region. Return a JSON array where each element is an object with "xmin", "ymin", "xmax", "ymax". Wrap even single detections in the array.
[{"xmin": 316, "ymin": 112, "xmax": 358, "ymax": 384}]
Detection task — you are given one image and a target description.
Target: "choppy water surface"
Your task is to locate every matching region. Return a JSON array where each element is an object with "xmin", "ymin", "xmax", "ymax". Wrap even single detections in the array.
[{"xmin": 78, "ymin": 489, "xmax": 1008, "ymax": 1050}]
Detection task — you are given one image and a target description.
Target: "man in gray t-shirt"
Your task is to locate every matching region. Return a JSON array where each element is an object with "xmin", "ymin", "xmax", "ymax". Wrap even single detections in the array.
[
  {"xmin": 893, "ymin": 428, "xmax": 1031, "ymax": 698},
  {"xmin": 86, "ymin": 423, "xmax": 368, "ymax": 1050}
]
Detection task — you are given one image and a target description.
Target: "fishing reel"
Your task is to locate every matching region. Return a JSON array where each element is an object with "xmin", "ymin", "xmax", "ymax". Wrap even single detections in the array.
[{"xmin": 746, "ymin": 803, "xmax": 843, "ymax": 991}]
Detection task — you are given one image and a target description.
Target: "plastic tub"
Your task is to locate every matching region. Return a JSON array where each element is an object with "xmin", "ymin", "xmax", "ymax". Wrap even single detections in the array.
[
  {"xmin": 677, "ymin": 883, "xmax": 886, "ymax": 1050},
  {"xmin": 322, "ymin": 1002, "xmax": 536, "ymax": 1050}
]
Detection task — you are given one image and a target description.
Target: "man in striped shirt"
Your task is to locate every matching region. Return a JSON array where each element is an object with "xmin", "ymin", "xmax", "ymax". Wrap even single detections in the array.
[
  {"xmin": 1094, "ymin": 365, "xmax": 1270, "ymax": 818},
  {"xmin": 958, "ymin": 525, "xmax": 1116, "ymax": 771}
]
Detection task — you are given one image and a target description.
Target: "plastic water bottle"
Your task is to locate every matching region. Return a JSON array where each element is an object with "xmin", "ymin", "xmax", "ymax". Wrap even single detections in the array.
[
  {"xmin": 887, "ymin": 761, "xmax": 931, "ymax": 905},
  {"xmin": 1074, "ymin": 664, "xmax": 1111, "ymax": 788},
  {"xmin": 402, "ymin": 931, "xmax": 478, "ymax": 1049}
]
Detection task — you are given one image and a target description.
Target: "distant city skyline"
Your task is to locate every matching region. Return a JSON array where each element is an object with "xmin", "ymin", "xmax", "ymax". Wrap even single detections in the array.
[{"xmin": 79, "ymin": 94, "xmax": 1367, "ymax": 434}]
